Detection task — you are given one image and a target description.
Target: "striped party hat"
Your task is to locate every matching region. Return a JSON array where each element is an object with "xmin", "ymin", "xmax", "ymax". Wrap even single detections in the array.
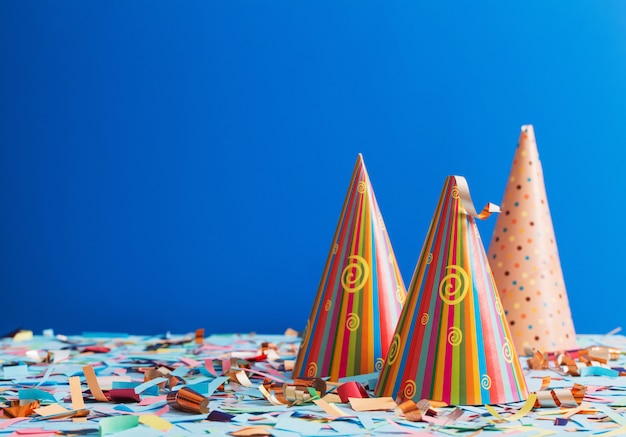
[
  {"xmin": 376, "ymin": 176, "xmax": 528, "ymax": 405},
  {"xmin": 487, "ymin": 125, "xmax": 578, "ymax": 354},
  {"xmin": 293, "ymin": 154, "xmax": 407, "ymax": 380}
]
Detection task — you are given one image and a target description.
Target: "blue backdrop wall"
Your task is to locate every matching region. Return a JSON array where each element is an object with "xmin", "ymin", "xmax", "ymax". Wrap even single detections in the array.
[{"xmin": 1, "ymin": 1, "xmax": 624, "ymax": 336}]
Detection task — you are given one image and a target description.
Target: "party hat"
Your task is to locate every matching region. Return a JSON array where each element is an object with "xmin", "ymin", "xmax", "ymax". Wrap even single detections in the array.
[
  {"xmin": 487, "ymin": 125, "xmax": 578, "ymax": 354},
  {"xmin": 376, "ymin": 176, "xmax": 528, "ymax": 405},
  {"xmin": 293, "ymin": 154, "xmax": 407, "ymax": 380}
]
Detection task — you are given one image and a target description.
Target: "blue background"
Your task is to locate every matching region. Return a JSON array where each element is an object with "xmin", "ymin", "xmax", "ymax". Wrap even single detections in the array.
[{"xmin": 1, "ymin": 2, "xmax": 624, "ymax": 336}]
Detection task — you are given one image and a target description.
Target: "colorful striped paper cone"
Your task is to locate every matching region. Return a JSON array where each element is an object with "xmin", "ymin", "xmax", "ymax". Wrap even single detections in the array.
[
  {"xmin": 293, "ymin": 154, "xmax": 407, "ymax": 380},
  {"xmin": 487, "ymin": 125, "xmax": 578, "ymax": 354},
  {"xmin": 375, "ymin": 176, "xmax": 528, "ymax": 405}
]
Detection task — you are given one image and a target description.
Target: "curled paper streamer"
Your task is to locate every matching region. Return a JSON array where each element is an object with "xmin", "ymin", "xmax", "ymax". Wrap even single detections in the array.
[
  {"xmin": 558, "ymin": 353, "xmax": 611, "ymax": 376},
  {"xmin": 394, "ymin": 399, "xmax": 436, "ymax": 422},
  {"xmin": 195, "ymin": 328, "xmax": 204, "ymax": 345},
  {"xmin": 533, "ymin": 384, "xmax": 586, "ymax": 408},
  {"xmin": 337, "ymin": 381, "xmax": 369, "ymax": 403},
  {"xmin": 454, "ymin": 176, "xmax": 500, "ymax": 219},
  {"xmin": 1, "ymin": 400, "xmax": 40, "ymax": 418},
  {"xmin": 262, "ymin": 377, "xmax": 327, "ymax": 405},
  {"xmin": 528, "ymin": 347, "xmax": 622, "ymax": 376},
  {"xmin": 166, "ymin": 387, "xmax": 209, "ymax": 414}
]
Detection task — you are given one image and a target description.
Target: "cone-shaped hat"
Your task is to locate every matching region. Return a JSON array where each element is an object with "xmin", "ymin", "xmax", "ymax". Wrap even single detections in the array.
[
  {"xmin": 376, "ymin": 176, "xmax": 528, "ymax": 405},
  {"xmin": 293, "ymin": 154, "xmax": 407, "ymax": 380},
  {"xmin": 487, "ymin": 125, "xmax": 577, "ymax": 354}
]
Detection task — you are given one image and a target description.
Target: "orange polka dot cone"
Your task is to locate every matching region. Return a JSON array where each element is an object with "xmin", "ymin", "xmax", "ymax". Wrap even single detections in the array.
[
  {"xmin": 293, "ymin": 154, "xmax": 407, "ymax": 380},
  {"xmin": 487, "ymin": 125, "xmax": 578, "ymax": 355},
  {"xmin": 375, "ymin": 176, "xmax": 528, "ymax": 405}
]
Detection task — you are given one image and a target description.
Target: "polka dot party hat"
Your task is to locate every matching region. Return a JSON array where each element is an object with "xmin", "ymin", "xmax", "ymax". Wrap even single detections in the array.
[
  {"xmin": 375, "ymin": 176, "xmax": 528, "ymax": 406},
  {"xmin": 293, "ymin": 154, "xmax": 407, "ymax": 380},
  {"xmin": 487, "ymin": 125, "xmax": 578, "ymax": 355}
]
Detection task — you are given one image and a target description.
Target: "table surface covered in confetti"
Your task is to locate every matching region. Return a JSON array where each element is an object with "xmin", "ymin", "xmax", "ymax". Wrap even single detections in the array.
[{"xmin": 1, "ymin": 331, "xmax": 626, "ymax": 437}]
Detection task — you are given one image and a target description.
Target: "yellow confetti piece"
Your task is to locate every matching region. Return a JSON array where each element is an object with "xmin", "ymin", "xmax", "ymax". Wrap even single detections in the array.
[
  {"xmin": 484, "ymin": 393, "xmax": 537, "ymax": 421},
  {"xmin": 13, "ymin": 330, "xmax": 33, "ymax": 342},
  {"xmin": 139, "ymin": 414, "xmax": 173, "ymax": 431}
]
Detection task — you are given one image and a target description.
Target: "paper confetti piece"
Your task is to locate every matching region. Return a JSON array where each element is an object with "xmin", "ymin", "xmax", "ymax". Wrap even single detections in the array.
[
  {"xmin": 258, "ymin": 384, "xmax": 285, "ymax": 406},
  {"xmin": 108, "ymin": 388, "xmax": 141, "ymax": 403},
  {"xmin": 206, "ymin": 410, "xmax": 235, "ymax": 422},
  {"xmin": 13, "ymin": 330, "xmax": 33, "ymax": 342},
  {"xmin": 579, "ymin": 366, "xmax": 619, "ymax": 377},
  {"xmin": 33, "ymin": 404, "xmax": 69, "ymax": 417},
  {"xmin": 133, "ymin": 377, "xmax": 168, "ymax": 394},
  {"xmin": 274, "ymin": 413, "xmax": 323, "ymax": 434},
  {"xmin": 595, "ymin": 404, "xmax": 626, "ymax": 427},
  {"xmin": 99, "ymin": 415, "xmax": 140, "ymax": 435},
  {"xmin": 139, "ymin": 414, "xmax": 173, "ymax": 431},
  {"xmin": 349, "ymin": 397, "xmax": 397, "ymax": 412},
  {"xmin": 421, "ymin": 407, "xmax": 464, "ymax": 426},
  {"xmin": 598, "ymin": 426, "xmax": 626, "ymax": 437},
  {"xmin": 204, "ymin": 358, "xmax": 217, "ymax": 376},
  {"xmin": 313, "ymin": 398, "xmax": 350, "ymax": 417},
  {"xmin": 337, "ymin": 381, "xmax": 368, "ymax": 403},
  {"xmin": 539, "ymin": 376, "xmax": 551, "ymax": 391},
  {"xmin": 7, "ymin": 429, "xmax": 57, "ymax": 437},
  {"xmin": 484, "ymin": 393, "xmax": 537, "ymax": 421},
  {"xmin": 18, "ymin": 389, "xmax": 57, "ymax": 403},
  {"xmin": 3, "ymin": 365, "xmax": 29, "ymax": 379},
  {"xmin": 0, "ymin": 418, "xmax": 30, "ymax": 429},
  {"xmin": 234, "ymin": 370, "xmax": 254, "ymax": 387},
  {"xmin": 230, "ymin": 426, "xmax": 272, "ymax": 436},
  {"xmin": 82, "ymin": 365, "xmax": 109, "ymax": 402}
]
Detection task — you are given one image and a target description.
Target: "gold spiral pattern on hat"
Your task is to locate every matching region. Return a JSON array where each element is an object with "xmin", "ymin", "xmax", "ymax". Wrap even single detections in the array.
[
  {"xmin": 375, "ymin": 357, "xmax": 384, "ymax": 372},
  {"xmin": 495, "ymin": 298, "xmax": 502, "ymax": 315},
  {"xmin": 357, "ymin": 181, "xmax": 367, "ymax": 194},
  {"xmin": 324, "ymin": 299, "xmax": 332, "ymax": 311},
  {"xmin": 447, "ymin": 327, "xmax": 463, "ymax": 347},
  {"xmin": 341, "ymin": 255, "xmax": 369, "ymax": 293},
  {"xmin": 451, "ymin": 185, "xmax": 460, "ymax": 199},
  {"xmin": 387, "ymin": 334, "xmax": 401, "ymax": 365},
  {"xmin": 403, "ymin": 380, "xmax": 417, "ymax": 399},
  {"xmin": 421, "ymin": 313, "xmax": 429, "ymax": 325},
  {"xmin": 503, "ymin": 339, "xmax": 514, "ymax": 363},
  {"xmin": 395, "ymin": 286, "xmax": 405, "ymax": 305},
  {"xmin": 346, "ymin": 313, "xmax": 360, "ymax": 332},
  {"xmin": 481, "ymin": 374, "xmax": 492, "ymax": 390},
  {"xmin": 306, "ymin": 362, "xmax": 317, "ymax": 377},
  {"xmin": 426, "ymin": 253, "xmax": 433, "ymax": 264},
  {"xmin": 438, "ymin": 265, "xmax": 469, "ymax": 305}
]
